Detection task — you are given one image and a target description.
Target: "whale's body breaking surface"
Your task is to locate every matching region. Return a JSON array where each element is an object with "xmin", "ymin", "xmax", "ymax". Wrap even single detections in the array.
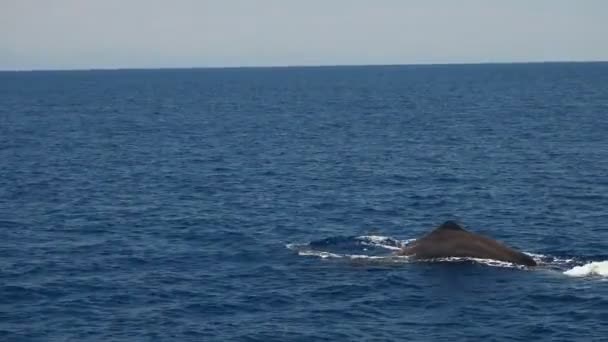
[{"xmin": 398, "ymin": 221, "xmax": 537, "ymax": 266}]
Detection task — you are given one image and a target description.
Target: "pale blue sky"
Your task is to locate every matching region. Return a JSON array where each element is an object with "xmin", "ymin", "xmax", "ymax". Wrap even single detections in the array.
[{"xmin": 1, "ymin": 0, "xmax": 607, "ymax": 70}]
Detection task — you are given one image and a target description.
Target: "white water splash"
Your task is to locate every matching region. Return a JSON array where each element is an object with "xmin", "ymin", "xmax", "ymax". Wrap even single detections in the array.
[
  {"xmin": 563, "ymin": 261, "xmax": 608, "ymax": 277},
  {"xmin": 354, "ymin": 235, "xmax": 414, "ymax": 251}
]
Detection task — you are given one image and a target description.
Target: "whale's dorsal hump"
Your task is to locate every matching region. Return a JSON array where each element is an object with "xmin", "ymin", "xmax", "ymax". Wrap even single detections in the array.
[{"xmin": 436, "ymin": 221, "xmax": 465, "ymax": 231}]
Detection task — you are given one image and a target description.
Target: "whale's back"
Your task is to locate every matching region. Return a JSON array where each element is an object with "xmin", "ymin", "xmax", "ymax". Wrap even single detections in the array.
[{"xmin": 400, "ymin": 222, "xmax": 537, "ymax": 266}]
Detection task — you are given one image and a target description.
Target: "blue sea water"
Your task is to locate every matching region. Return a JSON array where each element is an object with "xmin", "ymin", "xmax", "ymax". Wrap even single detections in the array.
[{"xmin": 1, "ymin": 63, "xmax": 608, "ymax": 341}]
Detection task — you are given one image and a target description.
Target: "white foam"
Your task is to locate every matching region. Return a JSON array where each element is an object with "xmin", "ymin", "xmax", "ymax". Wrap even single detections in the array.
[
  {"xmin": 297, "ymin": 250, "xmax": 403, "ymax": 260},
  {"xmin": 563, "ymin": 261, "xmax": 608, "ymax": 277},
  {"xmin": 519, "ymin": 252, "xmax": 578, "ymax": 267},
  {"xmin": 354, "ymin": 235, "xmax": 415, "ymax": 251},
  {"xmin": 347, "ymin": 254, "xmax": 388, "ymax": 260},
  {"xmin": 421, "ymin": 256, "xmax": 527, "ymax": 269},
  {"xmin": 285, "ymin": 243, "xmax": 302, "ymax": 250},
  {"xmin": 296, "ymin": 249, "xmax": 413, "ymax": 263},
  {"xmin": 297, "ymin": 250, "xmax": 343, "ymax": 259},
  {"xmin": 524, "ymin": 252, "xmax": 547, "ymax": 258}
]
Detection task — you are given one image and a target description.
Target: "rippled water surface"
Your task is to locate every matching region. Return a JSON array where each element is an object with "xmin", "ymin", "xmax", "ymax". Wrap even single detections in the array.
[{"xmin": 1, "ymin": 63, "xmax": 608, "ymax": 341}]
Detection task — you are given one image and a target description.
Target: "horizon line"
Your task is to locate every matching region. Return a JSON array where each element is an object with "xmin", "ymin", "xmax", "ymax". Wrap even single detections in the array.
[{"xmin": 1, "ymin": 59, "xmax": 607, "ymax": 73}]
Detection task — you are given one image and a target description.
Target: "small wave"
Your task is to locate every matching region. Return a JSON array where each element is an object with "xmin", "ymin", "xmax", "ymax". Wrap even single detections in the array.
[{"xmin": 563, "ymin": 261, "xmax": 608, "ymax": 277}]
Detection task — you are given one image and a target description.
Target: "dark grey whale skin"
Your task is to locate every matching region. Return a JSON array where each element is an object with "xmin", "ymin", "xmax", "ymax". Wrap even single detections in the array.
[{"xmin": 398, "ymin": 221, "xmax": 537, "ymax": 267}]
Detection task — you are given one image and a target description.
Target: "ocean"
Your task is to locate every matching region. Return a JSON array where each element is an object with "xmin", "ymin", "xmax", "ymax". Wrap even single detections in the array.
[{"xmin": 1, "ymin": 63, "xmax": 607, "ymax": 341}]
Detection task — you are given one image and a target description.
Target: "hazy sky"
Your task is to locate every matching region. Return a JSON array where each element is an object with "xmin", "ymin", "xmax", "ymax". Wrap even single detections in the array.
[{"xmin": 1, "ymin": 0, "xmax": 607, "ymax": 70}]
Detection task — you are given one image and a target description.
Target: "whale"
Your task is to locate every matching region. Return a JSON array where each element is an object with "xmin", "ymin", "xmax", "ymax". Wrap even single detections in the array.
[{"xmin": 397, "ymin": 221, "xmax": 537, "ymax": 266}]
